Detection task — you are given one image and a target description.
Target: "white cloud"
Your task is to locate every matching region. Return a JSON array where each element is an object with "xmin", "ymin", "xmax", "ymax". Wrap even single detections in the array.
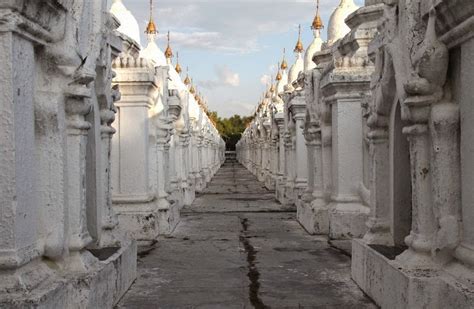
[
  {"xmin": 120, "ymin": 0, "xmax": 366, "ymax": 116},
  {"xmin": 218, "ymin": 66, "xmax": 240, "ymax": 87},
  {"xmin": 123, "ymin": 0, "xmax": 348, "ymax": 54},
  {"xmin": 260, "ymin": 74, "xmax": 271, "ymax": 86},
  {"xmin": 198, "ymin": 65, "xmax": 240, "ymax": 89},
  {"xmin": 156, "ymin": 31, "xmax": 257, "ymax": 53}
]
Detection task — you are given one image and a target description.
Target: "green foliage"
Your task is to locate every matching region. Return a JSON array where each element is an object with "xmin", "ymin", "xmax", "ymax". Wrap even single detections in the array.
[{"xmin": 209, "ymin": 112, "xmax": 253, "ymax": 150}]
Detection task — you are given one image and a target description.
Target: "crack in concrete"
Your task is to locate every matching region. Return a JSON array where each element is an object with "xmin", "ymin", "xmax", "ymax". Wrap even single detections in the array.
[{"xmin": 239, "ymin": 217, "xmax": 269, "ymax": 309}]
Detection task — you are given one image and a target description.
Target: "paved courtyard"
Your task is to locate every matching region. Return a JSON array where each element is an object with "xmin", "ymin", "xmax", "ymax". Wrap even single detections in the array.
[{"xmin": 118, "ymin": 160, "xmax": 376, "ymax": 308}]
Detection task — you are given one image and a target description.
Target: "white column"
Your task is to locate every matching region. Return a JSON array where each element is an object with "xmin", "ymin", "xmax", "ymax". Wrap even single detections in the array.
[
  {"xmin": 0, "ymin": 32, "xmax": 40, "ymax": 270},
  {"xmin": 455, "ymin": 38, "xmax": 474, "ymax": 266},
  {"xmin": 293, "ymin": 109, "xmax": 308, "ymax": 197},
  {"xmin": 65, "ymin": 83, "xmax": 94, "ymax": 253}
]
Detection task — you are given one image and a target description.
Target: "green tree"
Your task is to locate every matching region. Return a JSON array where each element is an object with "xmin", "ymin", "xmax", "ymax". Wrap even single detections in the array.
[{"xmin": 207, "ymin": 111, "xmax": 253, "ymax": 151}]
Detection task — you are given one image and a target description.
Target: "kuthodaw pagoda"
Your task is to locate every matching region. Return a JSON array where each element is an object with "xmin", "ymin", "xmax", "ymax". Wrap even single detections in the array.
[
  {"xmin": 237, "ymin": 0, "xmax": 474, "ymax": 307},
  {"xmin": 0, "ymin": 0, "xmax": 224, "ymax": 307},
  {"xmin": 1, "ymin": 0, "xmax": 474, "ymax": 307}
]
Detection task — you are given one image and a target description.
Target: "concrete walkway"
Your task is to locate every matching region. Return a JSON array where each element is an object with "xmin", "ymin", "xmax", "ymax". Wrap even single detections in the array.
[{"xmin": 117, "ymin": 161, "xmax": 376, "ymax": 308}]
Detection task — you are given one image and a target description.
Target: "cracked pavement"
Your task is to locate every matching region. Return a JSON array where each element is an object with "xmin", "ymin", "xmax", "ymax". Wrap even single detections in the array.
[{"xmin": 117, "ymin": 160, "xmax": 376, "ymax": 309}]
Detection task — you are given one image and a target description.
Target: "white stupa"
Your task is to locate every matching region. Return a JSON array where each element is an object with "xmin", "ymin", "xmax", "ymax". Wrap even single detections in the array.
[
  {"xmin": 305, "ymin": 0, "xmax": 324, "ymax": 71},
  {"xmin": 276, "ymin": 50, "xmax": 289, "ymax": 94},
  {"xmin": 288, "ymin": 25, "xmax": 305, "ymax": 86},
  {"xmin": 140, "ymin": 0, "xmax": 167, "ymax": 66},
  {"xmin": 327, "ymin": 0, "xmax": 359, "ymax": 46},
  {"xmin": 110, "ymin": 0, "xmax": 141, "ymax": 46}
]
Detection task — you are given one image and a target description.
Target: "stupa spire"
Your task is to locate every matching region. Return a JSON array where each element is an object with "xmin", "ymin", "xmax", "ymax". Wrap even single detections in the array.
[
  {"xmin": 189, "ymin": 79, "xmax": 196, "ymax": 94},
  {"xmin": 165, "ymin": 31, "xmax": 174, "ymax": 64},
  {"xmin": 294, "ymin": 25, "xmax": 304, "ymax": 53},
  {"xmin": 145, "ymin": 0, "xmax": 158, "ymax": 42},
  {"xmin": 184, "ymin": 67, "xmax": 191, "ymax": 85},
  {"xmin": 175, "ymin": 52, "xmax": 182, "ymax": 74},
  {"xmin": 276, "ymin": 62, "xmax": 282, "ymax": 81},
  {"xmin": 281, "ymin": 48, "xmax": 288, "ymax": 70},
  {"xmin": 312, "ymin": 0, "xmax": 324, "ymax": 32}
]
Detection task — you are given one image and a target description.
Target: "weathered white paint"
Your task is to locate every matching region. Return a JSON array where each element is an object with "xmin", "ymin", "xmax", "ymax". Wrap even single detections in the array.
[{"xmin": 237, "ymin": 0, "xmax": 474, "ymax": 307}]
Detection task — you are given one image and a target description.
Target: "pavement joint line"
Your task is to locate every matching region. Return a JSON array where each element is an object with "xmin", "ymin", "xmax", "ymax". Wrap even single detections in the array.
[{"xmin": 117, "ymin": 159, "xmax": 377, "ymax": 308}]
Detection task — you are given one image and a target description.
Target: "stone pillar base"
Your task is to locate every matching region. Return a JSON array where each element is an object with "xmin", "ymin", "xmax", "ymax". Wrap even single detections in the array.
[
  {"xmin": 264, "ymin": 175, "xmax": 276, "ymax": 191},
  {"xmin": 294, "ymin": 182, "xmax": 307, "ymax": 199},
  {"xmin": 352, "ymin": 239, "xmax": 474, "ymax": 308},
  {"xmin": 184, "ymin": 186, "xmax": 195, "ymax": 206},
  {"xmin": 171, "ymin": 187, "xmax": 185, "ymax": 209},
  {"xmin": 284, "ymin": 185, "xmax": 296, "ymax": 205},
  {"xmin": 204, "ymin": 168, "xmax": 212, "ymax": 183},
  {"xmin": 275, "ymin": 182, "xmax": 286, "ymax": 203},
  {"xmin": 276, "ymin": 183, "xmax": 295, "ymax": 206},
  {"xmin": 114, "ymin": 198, "xmax": 180, "ymax": 239},
  {"xmin": 0, "ymin": 239, "xmax": 136, "ymax": 308},
  {"xmin": 328, "ymin": 202, "xmax": 369, "ymax": 239},
  {"xmin": 194, "ymin": 174, "xmax": 204, "ymax": 193},
  {"xmin": 297, "ymin": 198, "xmax": 330, "ymax": 235}
]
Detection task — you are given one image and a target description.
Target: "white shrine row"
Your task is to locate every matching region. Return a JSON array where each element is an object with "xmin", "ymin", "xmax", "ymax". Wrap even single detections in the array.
[
  {"xmin": 237, "ymin": 0, "xmax": 474, "ymax": 307},
  {"xmin": 111, "ymin": 25, "xmax": 226, "ymax": 243},
  {"xmin": 0, "ymin": 0, "xmax": 224, "ymax": 307}
]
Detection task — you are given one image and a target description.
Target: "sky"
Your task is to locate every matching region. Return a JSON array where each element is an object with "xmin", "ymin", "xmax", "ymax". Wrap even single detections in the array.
[{"xmin": 116, "ymin": 0, "xmax": 364, "ymax": 117}]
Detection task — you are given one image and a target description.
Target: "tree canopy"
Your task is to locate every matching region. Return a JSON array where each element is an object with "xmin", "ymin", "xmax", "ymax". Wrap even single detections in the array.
[{"xmin": 207, "ymin": 112, "xmax": 254, "ymax": 151}]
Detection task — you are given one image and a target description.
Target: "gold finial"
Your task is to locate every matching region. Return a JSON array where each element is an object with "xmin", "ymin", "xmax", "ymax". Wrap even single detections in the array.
[
  {"xmin": 145, "ymin": 0, "xmax": 158, "ymax": 35},
  {"xmin": 184, "ymin": 67, "xmax": 191, "ymax": 85},
  {"xmin": 311, "ymin": 0, "xmax": 324, "ymax": 30},
  {"xmin": 190, "ymin": 79, "xmax": 196, "ymax": 94},
  {"xmin": 281, "ymin": 48, "xmax": 288, "ymax": 70},
  {"xmin": 294, "ymin": 24, "xmax": 304, "ymax": 53},
  {"xmin": 270, "ymin": 79, "xmax": 276, "ymax": 93},
  {"xmin": 165, "ymin": 31, "xmax": 173, "ymax": 59},
  {"xmin": 175, "ymin": 52, "xmax": 182, "ymax": 74},
  {"xmin": 276, "ymin": 62, "xmax": 282, "ymax": 81}
]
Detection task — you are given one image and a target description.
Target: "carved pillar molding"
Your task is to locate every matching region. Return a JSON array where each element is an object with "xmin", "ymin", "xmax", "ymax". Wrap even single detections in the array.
[
  {"xmin": 188, "ymin": 125, "xmax": 197, "ymax": 186},
  {"xmin": 164, "ymin": 142, "xmax": 172, "ymax": 197},
  {"xmin": 430, "ymin": 101, "xmax": 461, "ymax": 261},
  {"xmin": 302, "ymin": 108, "xmax": 321, "ymax": 203},
  {"xmin": 65, "ymin": 83, "xmax": 94, "ymax": 252},
  {"xmin": 364, "ymin": 122, "xmax": 391, "ymax": 245},
  {"xmin": 303, "ymin": 130, "xmax": 317, "ymax": 202},
  {"xmin": 168, "ymin": 90, "xmax": 183, "ymax": 204},
  {"xmin": 94, "ymin": 15, "xmax": 123, "ymax": 247},
  {"xmin": 284, "ymin": 129, "xmax": 293, "ymax": 188},
  {"xmin": 398, "ymin": 110, "xmax": 436, "ymax": 267},
  {"xmin": 397, "ymin": 6, "xmax": 458, "ymax": 268},
  {"xmin": 275, "ymin": 117, "xmax": 285, "ymax": 176},
  {"xmin": 357, "ymin": 22, "xmax": 394, "ymax": 246},
  {"xmin": 320, "ymin": 102, "xmax": 333, "ymax": 203},
  {"xmin": 155, "ymin": 116, "xmax": 172, "ymax": 209},
  {"xmin": 312, "ymin": 129, "xmax": 324, "ymax": 202},
  {"xmin": 290, "ymin": 96, "xmax": 309, "ymax": 196},
  {"xmin": 196, "ymin": 134, "xmax": 204, "ymax": 191},
  {"xmin": 98, "ymin": 91, "xmax": 120, "ymax": 245}
]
